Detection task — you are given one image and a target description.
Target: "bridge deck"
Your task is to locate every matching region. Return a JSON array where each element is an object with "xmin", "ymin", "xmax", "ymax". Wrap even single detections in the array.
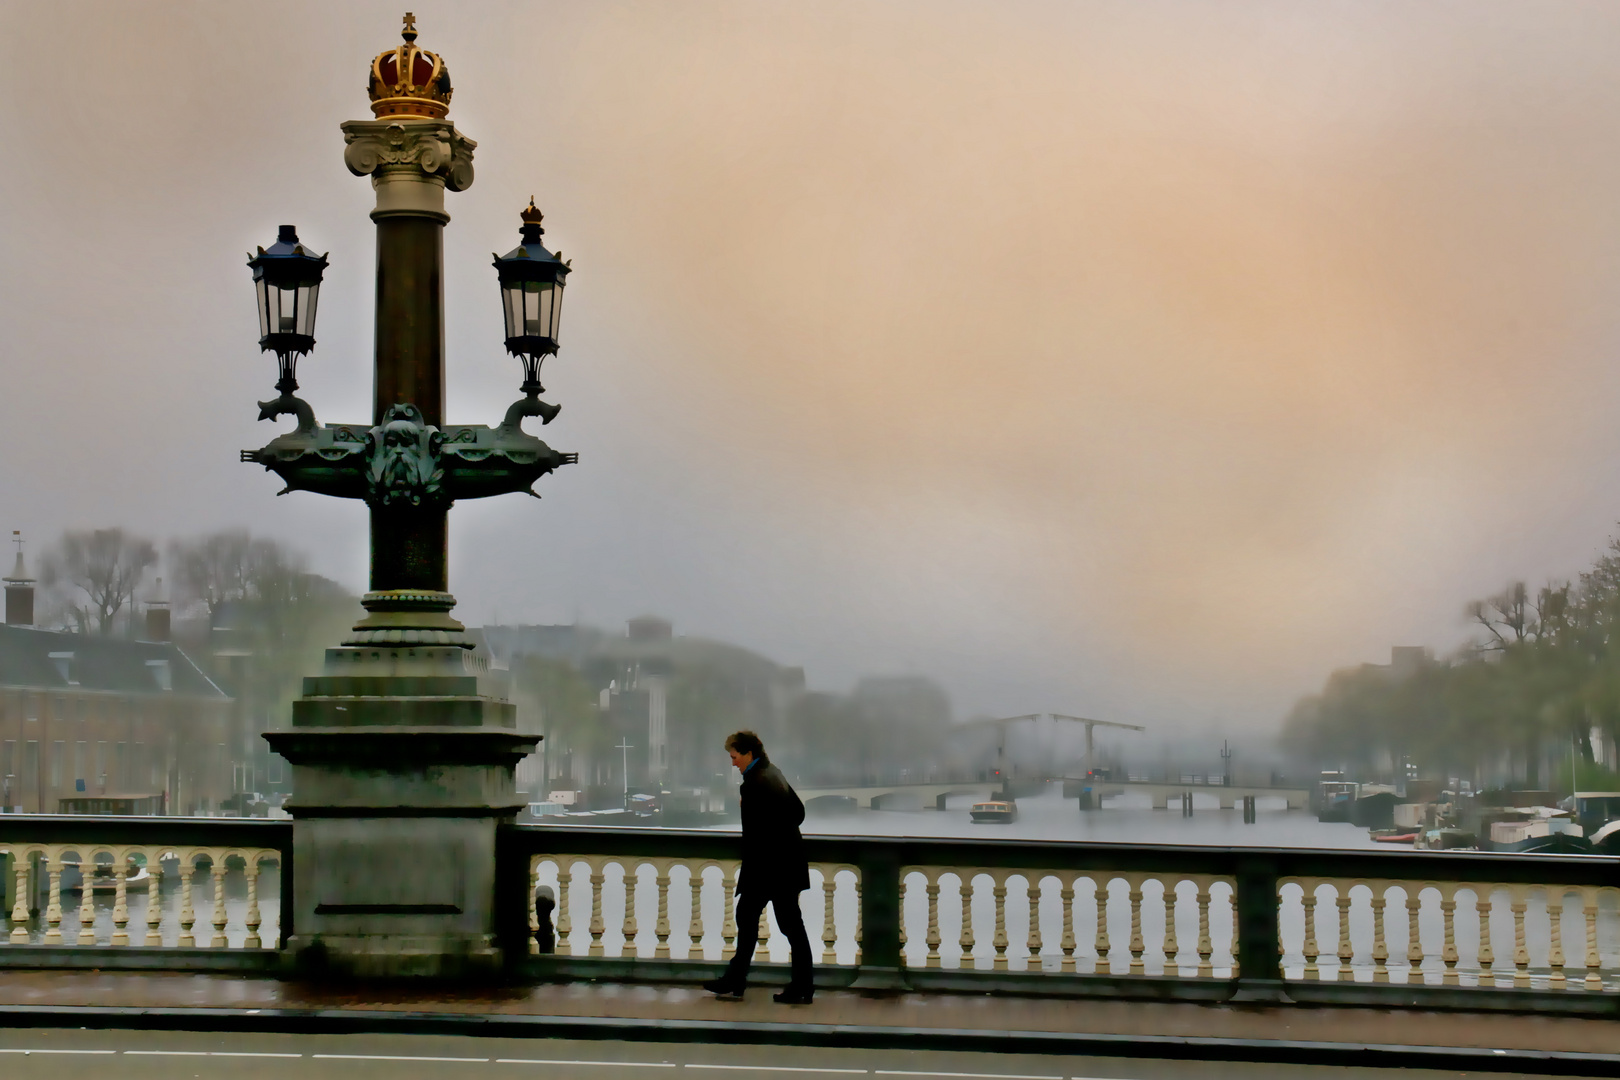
[{"xmin": 0, "ymin": 970, "xmax": 1613, "ymax": 1070}]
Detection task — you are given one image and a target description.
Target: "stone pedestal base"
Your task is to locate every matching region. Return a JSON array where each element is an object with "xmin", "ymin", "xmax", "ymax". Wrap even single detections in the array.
[{"xmin": 266, "ymin": 642, "xmax": 537, "ymax": 979}]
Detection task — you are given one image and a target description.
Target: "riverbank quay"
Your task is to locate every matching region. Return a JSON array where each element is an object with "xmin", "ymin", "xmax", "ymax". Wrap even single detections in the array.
[{"xmin": 0, "ymin": 970, "xmax": 1616, "ymax": 1075}]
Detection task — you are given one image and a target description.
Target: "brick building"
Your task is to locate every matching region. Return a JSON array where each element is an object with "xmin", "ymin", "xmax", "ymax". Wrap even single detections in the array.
[{"xmin": 0, "ymin": 549, "xmax": 231, "ymax": 815}]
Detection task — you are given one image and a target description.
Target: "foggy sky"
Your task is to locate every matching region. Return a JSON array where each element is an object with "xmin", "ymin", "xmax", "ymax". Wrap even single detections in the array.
[{"xmin": 6, "ymin": 1, "xmax": 1620, "ymax": 737}]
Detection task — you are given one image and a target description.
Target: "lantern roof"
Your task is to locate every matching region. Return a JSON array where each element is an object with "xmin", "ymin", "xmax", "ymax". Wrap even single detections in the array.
[
  {"xmin": 494, "ymin": 198, "xmax": 570, "ymax": 280},
  {"xmin": 248, "ymin": 225, "xmax": 329, "ymax": 281},
  {"xmin": 368, "ymin": 12, "xmax": 453, "ymax": 119}
]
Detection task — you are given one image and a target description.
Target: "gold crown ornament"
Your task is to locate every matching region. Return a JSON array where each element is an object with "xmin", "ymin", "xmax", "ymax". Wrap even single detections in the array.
[{"xmin": 368, "ymin": 12, "xmax": 453, "ymax": 119}]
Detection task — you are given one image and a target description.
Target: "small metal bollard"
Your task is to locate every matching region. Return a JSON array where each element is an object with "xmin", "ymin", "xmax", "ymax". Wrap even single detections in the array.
[{"xmin": 533, "ymin": 884, "xmax": 557, "ymax": 954}]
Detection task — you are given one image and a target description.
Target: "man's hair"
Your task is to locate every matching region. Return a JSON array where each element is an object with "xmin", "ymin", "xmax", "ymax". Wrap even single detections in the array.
[{"xmin": 724, "ymin": 730, "xmax": 764, "ymax": 758}]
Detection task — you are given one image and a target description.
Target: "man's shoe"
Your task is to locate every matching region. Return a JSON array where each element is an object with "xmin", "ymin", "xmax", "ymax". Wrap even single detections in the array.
[
  {"xmin": 702, "ymin": 978, "xmax": 745, "ymax": 999},
  {"xmin": 773, "ymin": 986, "xmax": 814, "ymax": 1004}
]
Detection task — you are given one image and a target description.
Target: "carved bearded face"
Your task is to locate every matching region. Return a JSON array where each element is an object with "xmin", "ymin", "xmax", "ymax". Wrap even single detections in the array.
[{"xmin": 380, "ymin": 419, "xmax": 421, "ymax": 486}]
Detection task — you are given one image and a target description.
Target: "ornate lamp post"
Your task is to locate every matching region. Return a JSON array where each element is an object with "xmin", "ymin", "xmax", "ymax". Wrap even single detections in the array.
[{"xmin": 246, "ymin": 15, "xmax": 574, "ymax": 978}]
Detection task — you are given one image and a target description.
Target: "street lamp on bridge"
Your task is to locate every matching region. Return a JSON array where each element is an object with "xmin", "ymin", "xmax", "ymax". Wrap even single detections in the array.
[{"xmin": 244, "ymin": 13, "xmax": 576, "ymax": 978}]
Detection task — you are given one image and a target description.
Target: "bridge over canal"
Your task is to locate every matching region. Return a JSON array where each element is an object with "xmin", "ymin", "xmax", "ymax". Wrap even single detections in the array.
[{"xmin": 796, "ymin": 778, "xmax": 1312, "ymax": 811}]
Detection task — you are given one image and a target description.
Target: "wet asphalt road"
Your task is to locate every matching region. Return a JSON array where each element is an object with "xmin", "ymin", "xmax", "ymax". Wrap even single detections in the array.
[{"xmin": 0, "ymin": 1028, "xmax": 1574, "ymax": 1080}]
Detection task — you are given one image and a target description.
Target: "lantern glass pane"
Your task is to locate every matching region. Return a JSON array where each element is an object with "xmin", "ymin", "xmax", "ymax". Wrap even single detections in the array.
[
  {"xmin": 524, "ymin": 281, "xmax": 554, "ymax": 338},
  {"xmin": 272, "ymin": 285, "xmax": 294, "ymax": 334},
  {"xmin": 256, "ymin": 280, "xmax": 272, "ymax": 340},
  {"xmin": 502, "ymin": 284, "xmax": 522, "ymax": 340},
  {"xmin": 296, "ymin": 284, "xmax": 319, "ymax": 337}
]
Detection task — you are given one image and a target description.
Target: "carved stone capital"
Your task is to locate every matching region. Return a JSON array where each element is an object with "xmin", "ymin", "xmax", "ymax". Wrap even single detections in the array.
[{"xmin": 341, "ymin": 118, "xmax": 476, "ymax": 190}]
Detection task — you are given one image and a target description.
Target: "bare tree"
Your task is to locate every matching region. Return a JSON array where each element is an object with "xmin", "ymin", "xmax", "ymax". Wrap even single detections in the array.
[
  {"xmin": 41, "ymin": 528, "xmax": 159, "ymax": 635},
  {"xmin": 1467, "ymin": 581, "xmax": 1535, "ymax": 651},
  {"xmin": 168, "ymin": 529, "xmax": 294, "ymax": 624}
]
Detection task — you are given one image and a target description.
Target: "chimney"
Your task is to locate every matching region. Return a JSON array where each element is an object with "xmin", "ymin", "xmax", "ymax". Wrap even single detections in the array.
[
  {"xmin": 3, "ymin": 530, "xmax": 34, "ymax": 627},
  {"xmin": 144, "ymin": 576, "xmax": 171, "ymax": 643}
]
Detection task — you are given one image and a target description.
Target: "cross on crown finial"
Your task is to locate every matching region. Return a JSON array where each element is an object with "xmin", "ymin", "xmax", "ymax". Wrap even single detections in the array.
[{"xmin": 402, "ymin": 12, "xmax": 418, "ymax": 42}]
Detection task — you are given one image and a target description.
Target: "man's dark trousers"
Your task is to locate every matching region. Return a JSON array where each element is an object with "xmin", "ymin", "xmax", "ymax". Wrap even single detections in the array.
[{"xmin": 725, "ymin": 886, "xmax": 814, "ymax": 989}]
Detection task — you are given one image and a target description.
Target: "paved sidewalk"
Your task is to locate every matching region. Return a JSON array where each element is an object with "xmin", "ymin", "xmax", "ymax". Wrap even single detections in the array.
[{"xmin": 0, "ymin": 971, "xmax": 1615, "ymax": 1072}]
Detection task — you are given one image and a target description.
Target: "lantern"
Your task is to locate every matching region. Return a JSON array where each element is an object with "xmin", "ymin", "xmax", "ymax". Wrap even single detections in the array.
[
  {"xmin": 493, "ymin": 199, "xmax": 570, "ymax": 389},
  {"xmin": 248, "ymin": 225, "xmax": 329, "ymax": 390}
]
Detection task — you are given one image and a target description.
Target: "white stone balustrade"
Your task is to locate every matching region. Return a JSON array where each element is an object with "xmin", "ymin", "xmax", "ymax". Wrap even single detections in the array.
[
  {"xmin": 1280, "ymin": 877, "xmax": 1620, "ymax": 991},
  {"xmin": 2, "ymin": 842, "xmax": 281, "ymax": 950},
  {"xmin": 901, "ymin": 867, "xmax": 1238, "ymax": 976},
  {"xmin": 528, "ymin": 855, "xmax": 860, "ymax": 964}
]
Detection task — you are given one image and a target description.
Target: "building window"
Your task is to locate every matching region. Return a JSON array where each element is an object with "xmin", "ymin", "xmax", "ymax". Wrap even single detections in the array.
[
  {"xmin": 74, "ymin": 741, "xmax": 87, "ymax": 790},
  {"xmin": 1, "ymin": 740, "xmax": 13, "ymax": 791},
  {"xmin": 50, "ymin": 740, "xmax": 64, "ymax": 789},
  {"xmin": 23, "ymin": 741, "xmax": 38, "ymax": 788},
  {"xmin": 115, "ymin": 742, "xmax": 126, "ymax": 789},
  {"xmin": 47, "ymin": 652, "xmax": 76, "ymax": 685}
]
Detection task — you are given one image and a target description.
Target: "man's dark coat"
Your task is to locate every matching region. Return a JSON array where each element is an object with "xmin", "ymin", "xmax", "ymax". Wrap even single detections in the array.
[{"xmin": 737, "ymin": 755, "xmax": 810, "ymax": 895}]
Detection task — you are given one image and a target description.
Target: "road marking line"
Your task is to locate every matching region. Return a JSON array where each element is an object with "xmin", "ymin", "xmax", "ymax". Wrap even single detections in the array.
[
  {"xmin": 496, "ymin": 1061, "xmax": 676, "ymax": 1068},
  {"xmin": 126, "ymin": 1051, "xmax": 209, "ymax": 1056},
  {"xmin": 687, "ymin": 1067, "xmax": 867, "ymax": 1074},
  {"xmin": 0, "ymin": 1050, "xmax": 117, "ymax": 1055},
  {"xmin": 313, "ymin": 1054, "xmax": 487, "ymax": 1063},
  {"xmin": 874, "ymin": 1072, "xmax": 1061, "ymax": 1080},
  {"xmin": 209, "ymin": 1052, "xmax": 304, "ymax": 1058}
]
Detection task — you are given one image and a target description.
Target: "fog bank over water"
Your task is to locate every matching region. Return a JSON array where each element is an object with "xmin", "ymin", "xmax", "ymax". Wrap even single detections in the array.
[{"xmin": 6, "ymin": 2, "xmax": 1620, "ymax": 730}]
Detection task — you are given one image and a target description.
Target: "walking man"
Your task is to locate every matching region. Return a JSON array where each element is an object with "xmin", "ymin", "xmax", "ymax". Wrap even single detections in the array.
[{"xmin": 704, "ymin": 730, "xmax": 815, "ymax": 1003}]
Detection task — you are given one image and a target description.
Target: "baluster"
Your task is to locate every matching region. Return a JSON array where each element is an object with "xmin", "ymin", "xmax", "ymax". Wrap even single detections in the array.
[
  {"xmin": 144, "ymin": 860, "xmax": 164, "ymax": 947},
  {"xmin": 527, "ymin": 857, "xmax": 541, "ymax": 956},
  {"xmin": 721, "ymin": 867, "xmax": 738, "ymax": 960},
  {"xmin": 1583, "ymin": 888, "xmax": 1603, "ymax": 992},
  {"xmin": 1511, "ymin": 888, "xmax": 1530, "ymax": 987},
  {"xmin": 1475, "ymin": 887, "xmax": 1496, "ymax": 987},
  {"xmin": 76, "ymin": 856, "xmax": 98, "ymax": 945},
  {"xmin": 689, "ymin": 866, "xmax": 707, "ymax": 961},
  {"xmin": 1369, "ymin": 885, "xmax": 1388, "ymax": 982},
  {"xmin": 10, "ymin": 855, "xmax": 31, "ymax": 943},
  {"xmin": 897, "ymin": 875, "xmax": 909, "ymax": 962},
  {"xmin": 1335, "ymin": 888, "xmax": 1353, "ymax": 982},
  {"xmin": 1059, "ymin": 876, "xmax": 1077, "ymax": 973},
  {"xmin": 1405, "ymin": 886, "xmax": 1423, "ymax": 985},
  {"xmin": 1096, "ymin": 878, "xmax": 1113, "ymax": 975},
  {"xmin": 1026, "ymin": 875, "xmax": 1043, "ymax": 972},
  {"xmin": 925, "ymin": 875, "xmax": 942, "ymax": 968},
  {"xmin": 43, "ymin": 855, "xmax": 63, "ymax": 945},
  {"xmin": 853, "ymin": 874, "xmax": 864, "ymax": 964},
  {"xmin": 1547, "ymin": 888, "xmax": 1566, "ymax": 990},
  {"xmin": 653, "ymin": 864, "xmax": 672, "ymax": 959},
  {"xmin": 1300, "ymin": 883, "xmax": 1319, "ymax": 980},
  {"xmin": 1195, "ymin": 881, "xmax": 1212, "ymax": 978},
  {"xmin": 958, "ymin": 874, "xmax": 976, "ymax": 970},
  {"xmin": 754, "ymin": 905, "xmax": 771, "ymax": 962},
  {"xmin": 587, "ymin": 860, "xmax": 606, "ymax": 957},
  {"xmin": 111, "ymin": 859, "xmax": 130, "ymax": 947},
  {"xmin": 1439, "ymin": 887, "xmax": 1457, "ymax": 985},
  {"xmin": 621, "ymin": 862, "xmax": 639, "ymax": 958},
  {"xmin": 991, "ymin": 875, "xmax": 1009, "ymax": 970},
  {"xmin": 177, "ymin": 858, "xmax": 197, "ymax": 948},
  {"xmin": 555, "ymin": 862, "xmax": 574, "ymax": 954},
  {"xmin": 1161, "ymin": 878, "xmax": 1179, "ymax": 976},
  {"xmin": 820, "ymin": 869, "xmax": 838, "ymax": 965},
  {"xmin": 209, "ymin": 858, "xmax": 230, "ymax": 948},
  {"xmin": 243, "ymin": 860, "xmax": 262, "ymax": 950},
  {"xmin": 1127, "ymin": 877, "xmax": 1145, "ymax": 975}
]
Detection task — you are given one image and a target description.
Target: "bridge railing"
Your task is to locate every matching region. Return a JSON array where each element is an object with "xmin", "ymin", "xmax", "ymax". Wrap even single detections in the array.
[
  {"xmin": 1, "ymin": 816, "xmax": 289, "ymax": 971},
  {"xmin": 499, "ymin": 827, "xmax": 1620, "ymax": 1010}
]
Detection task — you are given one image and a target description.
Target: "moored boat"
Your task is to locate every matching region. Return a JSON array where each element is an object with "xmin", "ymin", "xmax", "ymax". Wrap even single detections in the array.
[{"xmin": 970, "ymin": 800, "xmax": 1018, "ymax": 824}]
